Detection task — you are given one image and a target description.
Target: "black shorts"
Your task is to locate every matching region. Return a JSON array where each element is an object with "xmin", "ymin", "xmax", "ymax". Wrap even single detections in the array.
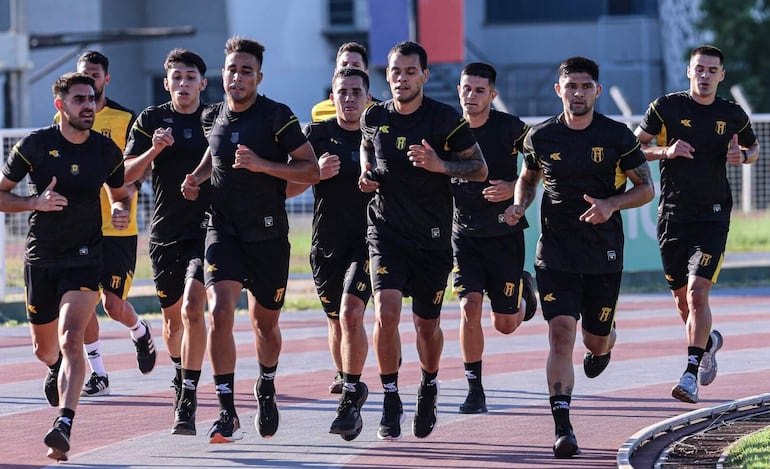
[
  {"xmin": 150, "ymin": 240, "xmax": 205, "ymax": 308},
  {"xmin": 25, "ymin": 262, "xmax": 101, "ymax": 325},
  {"xmin": 204, "ymin": 227, "xmax": 290, "ymax": 310},
  {"xmin": 310, "ymin": 242, "xmax": 371, "ymax": 320},
  {"xmin": 657, "ymin": 218, "xmax": 728, "ymax": 290},
  {"xmin": 535, "ymin": 267, "xmax": 621, "ymax": 337},
  {"xmin": 368, "ymin": 226, "xmax": 452, "ymax": 320},
  {"xmin": 452, "ymin": 232, "xmax": 525, "ymax": 314},
  {"xmin": 101, "ymin": 235, "xmax": 137, "ymax": 299}
]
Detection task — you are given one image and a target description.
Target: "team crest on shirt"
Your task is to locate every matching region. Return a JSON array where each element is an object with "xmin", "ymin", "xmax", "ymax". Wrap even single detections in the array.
[
  {"xmin": 70, "ymin": 164, "xmax": 80, "ymax": 175},
  {"xmin": 184, "ymin": 128, "xmax": 192, "ymax": 139},
  {"xmin": 396, "ymin": 136, "xmax": 406, "ymax": 150},
  {"xmin": 230, "ymin": 132, "xmax": 239, "ymax": 143},
  {"xmin": 592, "ymin": 147, "xmax": 604, "ymax": 163},
  {"xmin": 715, "ymin": 121, "xmax": 726, "ymax": 135}
]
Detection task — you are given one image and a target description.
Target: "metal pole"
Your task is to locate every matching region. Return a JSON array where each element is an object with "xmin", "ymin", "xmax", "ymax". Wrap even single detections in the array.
[{"xmin": 731, "ymin": 85, "xmax": 753, "ymax": 214}]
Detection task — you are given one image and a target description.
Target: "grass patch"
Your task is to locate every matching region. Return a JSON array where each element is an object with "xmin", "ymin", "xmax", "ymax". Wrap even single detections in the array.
[
  {"xmin": 723, "ymin": 427, "xmax": 770, "ymax": 469},
  {"xmin": 727, "ymin": 212, "xmax": 770, "ymax": 252}
]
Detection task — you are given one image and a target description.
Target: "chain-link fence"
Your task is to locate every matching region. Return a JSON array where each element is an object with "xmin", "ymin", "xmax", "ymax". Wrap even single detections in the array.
[{"xmin": 2, "ymin": 115, "xmax": 770, "ymax": 300}]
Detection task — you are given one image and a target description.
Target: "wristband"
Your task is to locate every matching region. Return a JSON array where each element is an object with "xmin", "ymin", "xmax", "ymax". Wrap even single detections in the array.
[{"xmin": 741, "ymin": 149, "xmax": 748, "ymax": 164}]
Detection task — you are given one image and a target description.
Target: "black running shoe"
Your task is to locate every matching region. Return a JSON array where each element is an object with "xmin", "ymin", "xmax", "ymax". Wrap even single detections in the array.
[
  {"xmin": 553, "ymin": 429, "xmax": 581, "ymax": 458},
  {"xmin": 583, "ymin": 351, "xmax": 611, "ymax": 378},
  {"xmin": 44, "ymin": 416, "xmax": 71, "ymax": 461},
  {"xmin": 133, "ymin": 319, "xmax": 157, "ymax": 374},
  {"xmin": 81, "ymin": 372, "xmax": 110, "ymax": 397},
  {"xmin": 521, "ymin": 271, "xmax": 538, "ymax": 321},
  {"xmin": 413, "ymin": 381, "xmax": 439, "ymax": 438},
  {"xmin": 254, "ymin": 380, "xmax": 280, "ymax": 438},
  {"xmin": 330, "ymin": 382, "xmax": 369, "ymax": 441},
  {"xmin": 44, "ymin": 366, "xmax": 59, "ymax": 407},
  {"xmin": 459, "ymin": 387, "xmax": 487, "ymax": 414},
  {"xmin": 171, "ymin": 397, "xmax": 197, "ymax": 436},
  {"xmin": 377, "ymin": 392, "xmax": 404, "ymax": 441},
  {"xmin": 207, "ymin": 409, "xmax": 242, "ymax": 443}
]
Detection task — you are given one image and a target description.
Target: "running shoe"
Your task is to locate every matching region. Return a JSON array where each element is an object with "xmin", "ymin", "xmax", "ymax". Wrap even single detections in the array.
[
  {"xmin": 413, "ymin": 380, "xmax": 439, "ymax": 438},
  {"xmin": 81, "ymin": 372, "xmax": 110, "ymax": 397},
  {"xmin": 553, "ymin": 429, "xmax": 581, "ymax": 458},
  {"xmin": 671, "ymin": 372, "xmax": 699, "ymax": 403},
  {"xmin": 254, "ymin": 380, "xmax": 280, "ymax": 438},
  {"xmin": 521, "ymin": 271, "xmax": 538, "ymax": 321},
  {"xmin": 172, "ymin": 397, "xmax": 197, "ymax": 436},
  {"xmin": 207, "ymin": 410, "xmax": 242, "ymax": 443},
  {"xmin": 133, "ymin": 319, "xmax": 157, "ymax": 374},
  {"xmin": 583, "ymin": 351, "xmax": 612, "ymax": 378},
  {"xmin": 698, "ymin": 330, "xmax": 723, "ymax": 386},
  {"xmin": 459, "ymin": 387, "xmax": 487, "ymax": 414},
  {"xmin": 330, "ymin": 382, "xmax": 369, "ymax": 441},
  {"xmin": 329, "ymin": 372, "xmax": 344, "ymax": 394},
  {"xmin": 44, "ymin": 416, "xmax": 71, "ymax": 461},
  {"xmin": 377, "ymin": 392, "xmax": 404, "ymax": 441}
]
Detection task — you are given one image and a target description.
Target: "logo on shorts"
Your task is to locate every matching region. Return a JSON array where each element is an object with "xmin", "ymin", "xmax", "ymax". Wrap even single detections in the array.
[
  {"xmin": 396, "ymin": 136, "xmax": 406, "ymax": 150},
  {"xmin": 607, "ymin": 250, "xmax": 617, "ymax": 261},
  {"xmin": 70, "ymin": 164, "xmax": 80, "ymax": 175},
  {"xmin": 364, "ymin": 260, "xmax": 370, "ymax": 274},
  {"xmin": 356, "ymin": 282, "xmax": 367, "ymax": 292},
  {"xmin": 543, "ymin": 293, "xmax": 556, "ymax": 302},
  {"xmin": 184, "ymin": 128, "xmax": 192, "ymax": 139},
  {"xmin": 376, "ymin": 266, "xmax": 388, "ymax": 275},
  {"xmin": 592, "ymin": 147, "xmax": 604, "ymax": 163},
  {"xmin": 328, "ymin": 310, "xmax": 339, "ymax": 318},
  {"xmin": 320, "ymin": 296, "xmax": 331, "ymax": 304},
  {"xmin": 27, "ymin": 304, "xmax": 37, "ymax": 314},
  {"xmin": 264, "ymin": 216, "xmax": 274, "ymax": 227},
  {"xmin": 207, "ymin": 263, "xmax": 218, "ymax": 272},
  {"xmin": 157, "ymin": 290, "xmax": 167, "ymax": 298},
  {"xmin": 599, "ymin": 307, "xmax": 613, "ymax": 322},
  {"xmin": 230, "ymin": 132, "xmax": 239, "ymax": 143},
  {"xmin": 110, "ymin": 276, "xmax": 122, "ymax": 290},
  {"xmin": 274, "ymin": 288, "xmax": 286, "ymax": 303},
  {"xmin": 433, "ymin": 289, "xmax": 444, "ymax": 305},
  {"xmin": 665, "ymin": 274, "xmax": 675, "ymax": 282},
  {"xmin": 78, "ymin": 246, "xmax": 89, "ymax": 256},
  {"xmin": 431, "ymin": 227, "xmax": 440, "ymax": 238},
  {"xmin": 712, "ymin": 204, "xmax": 721, "ymax": 213},
  {"xmin": 699, "ymin": 253, "xmax": 713, "ymax": 267},
  {"xmin": 503, "ymin": 282, "xmax": 515, "ymax": 297},
  {"xmin": 715, "ymin": 121, "xmax": 726, "ymax": 135}
]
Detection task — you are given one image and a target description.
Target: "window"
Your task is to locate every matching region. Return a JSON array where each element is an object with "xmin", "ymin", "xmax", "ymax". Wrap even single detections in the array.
[
  {"xmin": 329, "ymin": 0, "xmax": 355, "ymax": 26},
  {"xmin": 485, "ymin": 0, "xmax": 658, "ymax": 24}
]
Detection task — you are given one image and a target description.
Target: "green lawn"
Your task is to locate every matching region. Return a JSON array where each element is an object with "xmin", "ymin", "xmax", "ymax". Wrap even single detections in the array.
[{"xmin": 723, "ymin": 427, "xmax": 770, "ymax": 469}]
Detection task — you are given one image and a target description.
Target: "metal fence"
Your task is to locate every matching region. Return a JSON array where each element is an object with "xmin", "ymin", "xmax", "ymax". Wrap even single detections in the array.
[{"xmin": 2, "ymin": 115, "xmax": 770, "ymax": 300}]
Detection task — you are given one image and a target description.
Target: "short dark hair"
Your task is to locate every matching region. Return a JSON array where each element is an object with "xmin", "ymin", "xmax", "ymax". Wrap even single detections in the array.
[
  {"xmin": 558, "ymin": 56, "xmax": 599, "ymax": 81},
  {"xmin": 53, "ymin": 72, "xmax": 95, "ymax": 99},
  {"xmin": 388, "ymin": 41, "xmax": 428, "ymax": 71},
  {"xmin": 461, "ymin": 62, "xmax": 497, "ymax": 88},
  {"xmin": 77, "ymin": 50, "xmax": 109, "ymax": 74},
  {"xmin": 164, "ymin": 48, "xmax": 207, "ymax": 76},
  {"xmin": 224, "ymin": 36, "xmax": 265, "ymax": 66},
  {"xmin": 333, "ymin": 67, "xmax": 370, "ymax": 92},
  {"xmin": 337, "ymin": 42, "xmax": 368, "ymax": 69},
  {"xmin": 690, "ymin": 45, "xmax": 724, "ymax": 65}
]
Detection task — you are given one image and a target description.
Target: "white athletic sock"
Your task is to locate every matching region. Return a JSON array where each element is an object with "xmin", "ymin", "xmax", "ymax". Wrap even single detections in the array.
[
  {"xmin": 84, "ymin": 341, "xmax": 107, "ymax": 376},
  {"xmin": 129, "ymin": 319, "xmax": 147, "ymax": 341}
]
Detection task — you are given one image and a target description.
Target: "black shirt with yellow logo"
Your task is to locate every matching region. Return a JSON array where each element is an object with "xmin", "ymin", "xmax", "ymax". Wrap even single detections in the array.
[
  {"xmin": 203, "ymin": 95, "xmax": 307, "ymax": 242},
  {"xmin": 361, "ymin": 97, "xmax": 477, "ymax": 251},
  {"xmin": 524, "ymin": 112, "xmax": 645, "ymax": 273},
  {"xmin": 3, "ymin": 126, "xmax": 124, "ymax": 265},
  {"xmin": 451, "ymin": 109, "xmax": 529, "ymax": 238},
  {"xmin": 639, "ymin": 91, "xmax": 756, "ymax": 223},
  {"xmin": 125, "ymin": 101, "xmax": 211, "ymax": 244}
]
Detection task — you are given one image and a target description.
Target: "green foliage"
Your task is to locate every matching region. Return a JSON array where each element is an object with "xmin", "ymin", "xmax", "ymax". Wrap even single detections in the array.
[
  {"xmin": 696, "ymin": 0, "xmax": 770, "ymax": 111},
  {"xmin": 723, "ymin": 427, "xmax": 770, "ymax": 468}
]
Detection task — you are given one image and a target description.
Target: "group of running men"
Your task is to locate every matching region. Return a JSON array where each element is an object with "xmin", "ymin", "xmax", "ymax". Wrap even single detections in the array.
[{"xmin": 0, "ymin": 35, "xmax": 758, "ymax": 461}]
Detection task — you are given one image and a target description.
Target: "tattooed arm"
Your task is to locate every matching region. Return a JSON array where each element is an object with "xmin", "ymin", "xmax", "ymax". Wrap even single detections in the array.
[{"xmin": 407, "ymin": 139, "xmax": 488, "ymax": 182}]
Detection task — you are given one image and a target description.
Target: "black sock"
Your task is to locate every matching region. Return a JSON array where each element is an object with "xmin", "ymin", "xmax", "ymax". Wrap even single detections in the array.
[
  {"xmin": 380, "ymin": 372, "xmax": 399, "ymax": 394},
  {"xmin": 48, "ymin": 352, "xmax": 63, "ymax": 372},
  {"xmin": 550, "ymin": 395, "xmax": 572, "ymax": 436},
  {"xmin": 180, "ymin": 369, "xmax": 201, "ymax": 404},
  {"xmin": 342, "ymin": 373, "xmax": 361, "ymax": 393},
  {"xmin": 686, "ymin": 346, "xmax": 705, "ymax": 376},
  {"xmin": 258, "ymin": 363, "xmax": 277, "ymax": 396},
  {"xmin": 213, "ymin": 373, "xmax": 236, "ymax": 415},
  {"xmin": 464, "ymin": 361, "xmax": 482, "ymax": 389},
  {"xmin": 421, "ymin": 368, "xmax": 438, "ymax": 386},
  {"xmin": 58, "ymin": 407, "xmax": 75, "ymax": 431},
  {"xmin": 705, "ymin": 334, "xmax": 713, "ymax": 352}
]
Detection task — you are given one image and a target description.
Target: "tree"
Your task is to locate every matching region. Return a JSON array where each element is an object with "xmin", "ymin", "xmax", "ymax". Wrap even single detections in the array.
[{"xmin": 696, "ymin": 0, "xmax": 770, "ymax": 111}]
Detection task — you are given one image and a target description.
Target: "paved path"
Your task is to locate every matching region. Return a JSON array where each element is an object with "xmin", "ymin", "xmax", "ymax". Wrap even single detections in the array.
[{"xmin": 1, "ymin": 287, "xmax": 769, "ymax": 468}]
